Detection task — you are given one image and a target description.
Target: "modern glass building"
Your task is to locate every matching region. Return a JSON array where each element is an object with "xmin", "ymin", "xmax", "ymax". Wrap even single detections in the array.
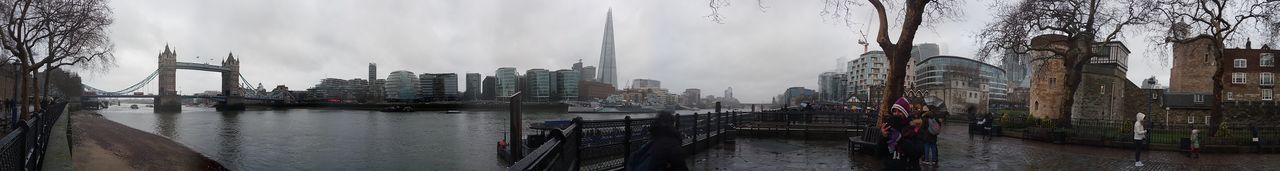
[
  {"xmin": 914, "ymin": 56, "xmax": 1008, "ymax": 113},
  {"xmin": 555, "ymin": 69, "xmax": 580, "ymax": 101},
  {"xmin": 527, "ymin": 69, "xmax": 552, "ymax": 101},
  {"xmin": 496, "ymin": 67, "xmax": 518, "ymax": 100},
  {"xmin": 384, "ymin": 70, "xmax": 419, "ymax": 101}
]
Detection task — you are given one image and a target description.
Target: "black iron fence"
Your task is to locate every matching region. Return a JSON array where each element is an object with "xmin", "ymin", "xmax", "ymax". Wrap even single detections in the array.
[
  {"xmin": 510, "ymin": 110, "xmax": 869, "ymax": 171},
  {"xmin": 0, "ymin": 102, "xmax": 67, "ymax": 170},
  {"xmin": 996, "ymin": 112, "xmax": 1280, "ymax": 151}
]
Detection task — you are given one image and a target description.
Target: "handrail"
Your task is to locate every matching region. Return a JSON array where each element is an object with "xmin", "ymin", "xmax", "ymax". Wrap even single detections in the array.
[{"xmin": 508, "ymin": 110, "xmax": 868, "ymax": 171}]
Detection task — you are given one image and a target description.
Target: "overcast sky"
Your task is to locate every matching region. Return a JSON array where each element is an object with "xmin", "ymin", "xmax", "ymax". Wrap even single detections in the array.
[{"xmin": 85, "ymin": 0, "xmax": 1182, "ymax": 103}]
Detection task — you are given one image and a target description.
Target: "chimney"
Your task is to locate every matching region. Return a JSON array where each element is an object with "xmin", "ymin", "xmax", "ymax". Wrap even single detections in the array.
[{"xmin": 1246, "ymin": 38, "xmax": 1252, "ymax": 49}]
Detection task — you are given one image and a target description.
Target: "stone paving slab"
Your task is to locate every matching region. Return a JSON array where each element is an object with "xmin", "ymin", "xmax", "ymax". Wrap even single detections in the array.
[{"xmin": 689, "ymin": 124, "xmax": 1280, "ymax": 170}]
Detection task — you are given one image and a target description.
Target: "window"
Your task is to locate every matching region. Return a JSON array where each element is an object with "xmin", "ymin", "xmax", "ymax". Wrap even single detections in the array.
[
  {"xmin": 1194, "ymin": 94, "xmax": 1204, "ymax": 103},
  {"xmin": 1264, "ymin": 89, "xmax": 1274, "ymax": 101},
  {"xmin": 1227, "ymin": 92, "xmax": 1234, "ymax": 100},
  {"xmin": 1233, "ymin": 72, "xmax": 1247, "ymax": 84},
  {"xmin": 1151, "ymin": 92, "xmax": 1158, "ymax": 100},
  {"xmin": 1049, "ymin": 78, "xmax": 1056, "ymax": 89},
  {"xmin": 1235, "ymin": 59, "xmax": 1248, "ymax": 68},
  {"xmin": 1263, "ymin": 72, "xmax": 1274, "ymax": 86},
  {"xmin": 1100, "ymin": 86, "xmax": 1106, "ymax": 95},
  {"xmin": 1264, "ymin": 53, "xmax": 1275, "ymax": 67}
]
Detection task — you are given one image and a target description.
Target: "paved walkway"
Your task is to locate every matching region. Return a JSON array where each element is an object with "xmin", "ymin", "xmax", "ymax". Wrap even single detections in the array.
[
  {"xmin": 41, "ymin": 106, "xmax": 73, "ymax": 171},
  {"xmin": 690, "ymin": 124, "xmax": 1280, "ymax": 170}
]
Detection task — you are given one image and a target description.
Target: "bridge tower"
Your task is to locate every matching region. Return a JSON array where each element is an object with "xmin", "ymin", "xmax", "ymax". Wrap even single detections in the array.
[
  {"xmin": 218, "ymin": 53, "xmax": 245, "ymax": 111},
  {"xmin": 156, "ymin": 45, "xmax": 182, "ymax": 112}
]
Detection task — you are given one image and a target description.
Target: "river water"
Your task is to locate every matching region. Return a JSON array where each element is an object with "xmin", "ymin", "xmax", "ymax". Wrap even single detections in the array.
[{"xmin": 96, "ymin": 105, "xmax": 724, "ymax": 170}]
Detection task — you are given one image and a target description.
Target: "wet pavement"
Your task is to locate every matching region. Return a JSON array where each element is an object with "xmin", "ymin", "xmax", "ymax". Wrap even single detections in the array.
[{"xmin": 691, "ymin": 124, "xmax": 1280, "ymax": 171}]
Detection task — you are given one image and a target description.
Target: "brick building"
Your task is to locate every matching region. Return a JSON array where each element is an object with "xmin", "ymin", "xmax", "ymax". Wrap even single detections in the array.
[{"xmin": 1164, "ymin": 35, "xmax": 1279, "ymax": 124}]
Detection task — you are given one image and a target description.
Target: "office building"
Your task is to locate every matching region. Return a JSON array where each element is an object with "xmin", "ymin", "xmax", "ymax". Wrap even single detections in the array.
[
  {"xmin": 384, "ymin": 70, "xmax": 419, "ymax": 102},
  {"xmin": 497, "ymin": 67, "xmax": 518, "ymax": 100},
  {"xmin": 632, "ymin": 79, "xmax": 660, "ymax": 89},
  {"xmin": 555, "ymin": 69, "xmax": 581, "ymax": 101},
  {"xmin": 465, "ymin": 73, "xmax": 481, "ymax": 101},
  {"xmin": 913, "ymin": 56, "xmax": 1008, "ymax": 113}
]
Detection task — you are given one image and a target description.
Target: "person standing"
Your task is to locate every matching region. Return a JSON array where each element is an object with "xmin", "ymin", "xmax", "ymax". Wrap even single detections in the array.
[
  {"xmin": 880, "ymin": 97, "xmax": 922, "ymax": 171},
  {"xmin": 1134, "ymin": 113, "xmax": 1147, "ymax": 167},
  {"xmin": 647, "ymin": 111, "xmax": 688, "ymax": 171},
  {"xmin": 1252, "ymin": 124, "xmax": 1262, "ymax": 153},
  {"xmin": 921, "ymin": 105, "xmax": 941, "ymax": 167},
  {"xmin": 1190, "ymin": 129, "xmax": 1200, "ymax": 158}
]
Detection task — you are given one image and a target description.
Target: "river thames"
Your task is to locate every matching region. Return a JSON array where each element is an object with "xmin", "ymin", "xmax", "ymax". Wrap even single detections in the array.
[{"xmin": 96, "ymin": 105, "xmax": 722, "ymax": 170}]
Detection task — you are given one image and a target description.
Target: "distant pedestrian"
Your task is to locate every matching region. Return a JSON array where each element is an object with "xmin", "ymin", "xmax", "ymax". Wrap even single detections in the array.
[
  {"xmin": 646, "ymin": 111, "xmax": 688, "ymax": 171},
  {"xmin": 1252, "ymin": 124, "xmax": 1261, "ymax": 153},
  {"xmin": 1189, "ymin": 129, "xmax": 1200, "ymax": 158},
  {"xmin": 879, "ymin": 97, "xmax": 923, "ymax": 171},
  {"xmin": 982, "ymin": 113, "xmax": 994, "ymax": 140},
  {"xmin": 1134, "ymin": 113, "xmax": 1148, "ymax": 167}
]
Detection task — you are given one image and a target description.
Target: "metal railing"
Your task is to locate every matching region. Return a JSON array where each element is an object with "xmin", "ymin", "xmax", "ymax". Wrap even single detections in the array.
[
  {"xmin": 509, "ymin": 110, "xmax": 871, "ymax": 171},
  {"xmin": 996, "ymin": 113, "xmax": 1280, "ymax": 151},
  {"xmin": 0, "ymin": 102, "xmax": 67, "ymax": 170}
]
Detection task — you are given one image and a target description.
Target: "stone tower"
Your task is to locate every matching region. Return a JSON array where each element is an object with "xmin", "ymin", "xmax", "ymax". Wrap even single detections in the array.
[
  {"xmin": 156, "ymin": 45, "xmax": 181, "ymax": 112},
  {"xmin": 219, "ymin": 53, "xmax": 244, "ymax": 111}
]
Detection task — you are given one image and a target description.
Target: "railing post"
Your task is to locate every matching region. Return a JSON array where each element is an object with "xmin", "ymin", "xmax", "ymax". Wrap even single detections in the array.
[
  {"xmin": 691, "ymin": 112, "xmax": 698, "ymax": 155},
  {"xmin": 623, "ymin": 116, "xmax": 631, "ymax": 165},
  {"xmin": 572, "ymin": 117, "xmax": 583, "ymax": 171}
]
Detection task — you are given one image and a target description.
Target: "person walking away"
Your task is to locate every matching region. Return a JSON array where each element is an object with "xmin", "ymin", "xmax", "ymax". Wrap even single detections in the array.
[
  {"xmin": 647, "ymin": 111, "xmax": 688, "ymax": 171},
  {"xmin": 1134, "ymin": 113, "xmax": 1148, "ymax": 167},
  {"xmin": 1190, "ymin": 129, "xmax": 1200, "ymax": 158},
  {"xmin": 983, "ymin": 113, "xmax": 994, "ymax": 140},
  {"xmin": 880, "ymin": 97, "xmax": 923, "ymax": 171},
  {"xmin": 1252, "ymin": 124, "xmax": 1262, "ymax": 153}
]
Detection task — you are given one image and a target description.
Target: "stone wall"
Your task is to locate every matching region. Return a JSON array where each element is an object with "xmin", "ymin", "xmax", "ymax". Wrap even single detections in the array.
[{"xmin": 1030, "ymin": 58, "xmax": 1067, "ymax": 119}]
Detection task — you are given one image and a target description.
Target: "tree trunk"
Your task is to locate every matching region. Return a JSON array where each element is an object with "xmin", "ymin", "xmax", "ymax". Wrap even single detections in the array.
[
  {"xmin": 18, "ymin": 67, "xmax": 30, "ymax": 120},
  {"xmin": 1208, "ymin": 41, "xmax": 1226, "ymax": 136},
  {"xmin": 878, "ymin": 47, "xmax": 913, "ymax": 123}
]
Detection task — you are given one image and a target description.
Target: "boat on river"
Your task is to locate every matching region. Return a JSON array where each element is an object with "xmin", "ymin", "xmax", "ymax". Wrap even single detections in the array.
[{"xmin": 380, "ymin": 106, "xmax": 415, "ymax": 112}]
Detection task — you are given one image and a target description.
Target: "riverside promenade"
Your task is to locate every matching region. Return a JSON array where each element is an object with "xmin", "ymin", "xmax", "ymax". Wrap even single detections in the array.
[
  {"xmin": 691, "ymin": 124, "xmax": 1280, "ymax": 170},
  {"xmin": 69, "ymin": 111, "xmax": 227, "ymax": 170}
]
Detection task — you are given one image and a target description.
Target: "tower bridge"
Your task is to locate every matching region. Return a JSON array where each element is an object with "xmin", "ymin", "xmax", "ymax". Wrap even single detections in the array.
[{"xmin": 83, "ymin": 45, "xmax": 282, "ymax": 112}]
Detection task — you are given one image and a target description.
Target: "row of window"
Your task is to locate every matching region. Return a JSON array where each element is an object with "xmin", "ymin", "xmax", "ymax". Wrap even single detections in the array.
[
  {"xmin": 1224, "ymin": 89, "xmax": 1275, "ymax": 101},
  {"xmin": 1233, "ymin": 53, "xmax": 1276, "ymax": 68},
  {"xmin": 1231, "ymin": 72, "xmax": 1275, "ymax": 85}
]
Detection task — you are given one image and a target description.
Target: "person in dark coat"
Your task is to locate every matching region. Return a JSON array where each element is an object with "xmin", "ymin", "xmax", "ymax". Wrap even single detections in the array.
[
  {"xmin": 647, "ymin": 111, "xmax": 688, "ymax": 171},
  {"xmin": 880, "ymin": 97, "xmax": 923, "ymax": 171}
]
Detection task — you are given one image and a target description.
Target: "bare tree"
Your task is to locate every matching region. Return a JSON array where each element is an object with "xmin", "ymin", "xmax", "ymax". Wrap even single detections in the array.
[
  {"xmin": 1148, "ymin": 0, "xmax": 1280, "ymax": 135},
  {"xmin": 1, "ymin": 0, "xmax": 113, "ymax": 119},
  {"xmin": 707, "ymin": 0, "xmax": 960, "ymax": 126},
  {"xmin": 976, "ymin": 0, "xmax": 1157, "ymax": 127}
]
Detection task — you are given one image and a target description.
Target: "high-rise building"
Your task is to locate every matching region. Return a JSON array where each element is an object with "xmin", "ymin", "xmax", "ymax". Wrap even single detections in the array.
[
  {"xmin": 482, "ymin": 76, "xmax": 497, "ymax": 100},
  {"xmin": 597, "ymin": 9, "xmax": 617, "ymax": 87},
  {"xmin": 846, "ymin": 51, "xmax": 888, "ymax": 101},
  {"xmin": 906, "ymin": 43, "xmax": 941, "ymax": 88},
  {"xmin": 819, "ymin": 72, "xmax": 849, "ymax": 102},
  {"xmin": 631, "ymin": 79, "xmax": 660, "ymax": 89},
  {"xmin": 384, "ymin": 71, "xmax": 419, "ymax": 102},
  {"xmin": 418, "ymin": 74, "xmax": 438, "ymax": 101},
  {"xmin": 527, "ymin": 69, "xmax": 552, "ymax": 101},
  {"xmin": 582, "ymin": 66, "xmax": 597, "ymax": 82},
  {"xmin": 440, "ymin": 73, "xmax": 458, "ymax": 101},
  {"xmin": 683, "ymin": 88, "xmax": 702, "ymax": 107},
  {"xmin": 368, "ymin": 63, "xmax": 377, "ymax": 82},
  {"xmin": 465, "ymin": 73, "xmax": 481, "ymax": 101},
  {"xmin": 724, "ymin": 87, "xmax": 734, "ymax": 99},
  {"xmin": 496, "ymin": 67, "xmax": 518, "ymax": 100},
  {"xmin": 417, "ymin": 73, "xmax": 459, "ymax": 101},
  {"xmin": 555, "ymin": 69, "xmax": 581, "ymax": 101}
]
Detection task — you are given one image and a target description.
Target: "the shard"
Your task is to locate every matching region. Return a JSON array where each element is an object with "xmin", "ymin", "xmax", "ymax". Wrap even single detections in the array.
[{"xmin": 597, "ymin": 9, "xmax": 617, "ymax": 88}]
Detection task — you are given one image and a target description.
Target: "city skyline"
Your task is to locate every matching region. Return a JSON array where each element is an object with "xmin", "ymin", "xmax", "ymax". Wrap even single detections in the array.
[{"xmin": 80, "ymin": 0, "xmax": 1266, "ymax": 103}]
